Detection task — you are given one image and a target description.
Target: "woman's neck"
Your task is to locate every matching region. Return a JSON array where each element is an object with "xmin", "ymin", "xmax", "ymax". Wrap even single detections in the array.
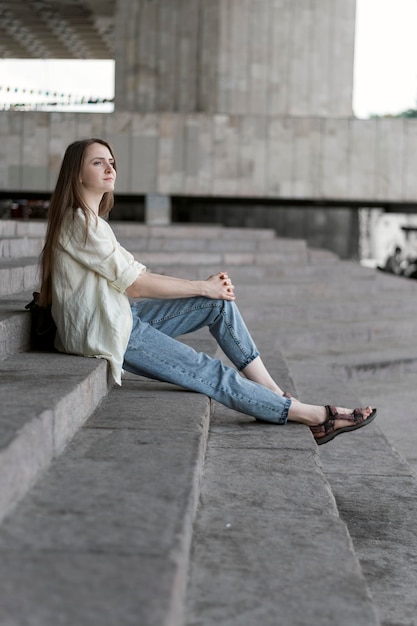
[{"xmin": 82, "ymin": 190, "xmax": 103, "ymax": 216}]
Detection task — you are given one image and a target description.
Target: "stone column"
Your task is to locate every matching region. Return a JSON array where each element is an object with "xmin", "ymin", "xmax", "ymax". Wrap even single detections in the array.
[
  {"xmin": 114, "ymin": 0, "xmax": 356, "ymax": 117},
  {"xmin": 145, "ymin": 194, "xmax": 171, "ymax": 225}
]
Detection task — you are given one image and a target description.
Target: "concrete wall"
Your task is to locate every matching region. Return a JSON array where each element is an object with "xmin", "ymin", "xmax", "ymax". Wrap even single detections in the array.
[
  {"xmin": 0, "ymin": 1, "xmax": 414, "ymax": 210},
  {"xmin": 0, "ymin": 111, "xmax": 414, "ymax": 204},
  {"xmin": 114, "ymin": 0, "xmax": 356, "ymax": 117}
]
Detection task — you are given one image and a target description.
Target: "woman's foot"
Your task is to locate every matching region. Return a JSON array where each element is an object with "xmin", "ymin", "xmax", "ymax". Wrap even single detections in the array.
[
  {"xmin": 287, "ymin": 402, "xmax": 377, "ymax": 445},
  {"xmin": 310, "ymin": 405, "xmax": 377, "ymax": 445}
]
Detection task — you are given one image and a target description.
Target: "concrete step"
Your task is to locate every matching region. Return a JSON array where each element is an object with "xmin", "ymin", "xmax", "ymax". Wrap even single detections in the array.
[
  {"xmin": 131, "ymin": 250, "xmax": 311, "ymax": 271},
  {"xmin": 117, "ymin": 235, "xmax": 308, "ymax": 254},
  {"xmin": 0, "ymin": 375, "xmax": 211, "ymax": 626},
  {"xmin": 346, "ymin": 362, "xmax": 417, "ymax": 476},
  {"xmin": 0, "ymin": 290, "xmax": 33, "ymax": 358},
  {"xmin": 117, "ymin": 234, "xmax": 309, "ymax": 266},
  {"xmin": 110, "ymin": 222, "xmax": 278, "ymax": 241},
  {"xmin": 238, "ymin": 293, "xmax": 417, "ymax": 323},
  {"xmin": 1, "ymin": 221, "xmax": 415, "ymax": 624},
  {"xmin": 0, "ymin": 351, "xmax": 111, "ymax": 524},
  {"xmin": 0, "ymin": 257, "xmax": 39, "ymax": 296},
  {"xmin": 184, "ymin": 345, "xmax": 380, "ymax": 625},
  {"xmin": 288, "ymin": 353, "xmax": 417, "ymax": 626},
  {"xmin": 0, "ymin": 236, "xmax": 44, "ymax": 258},
  {"xmin": 235, "ymin": 266, "xmax": 416, "ymax": 295},
  {"xmin": 134, "ymin": 260, "xmax": 369, "ymax": 283},
  {"xmin": 272, "ymin": 316, "xmax": 417, "ymax": 354},
  {"xmin": 0, "ymin": 220, "xmax": 46, "ymax": 238},
  {"xmin": 0, "ymin": 219, "xmax": 281, "ymax": 243},
  {"xmin": 0, "ymin": 345, "xmax": 381, "ymax": 626},
  {"xmin": 185, "ymin": 412, "xmax": 379, "ymax": 626}
]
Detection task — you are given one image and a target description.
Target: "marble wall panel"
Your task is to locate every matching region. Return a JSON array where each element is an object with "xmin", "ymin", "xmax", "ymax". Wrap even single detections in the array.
[
  {"xmin": 328, "ymin": 0, "xmax": 356, "ymax": 116},
  {"xmin": 114, "ymin": 0, "xmax": 356, "ymax": 118},
  {"xmin": 288, "ymin": 0, "xmax": 312, "ymax": 116},
  {"xmin": 268, "ymin": 0, "xmax": 291, "ymax": 116},
  {"xmin": 136, "ymin": 0, "xmax": 158, "ymax": 112},
  {"xmin": 266, "ymin": 116, "xmax": 294, "ymax": 197},
  {"xmin": 310, "ymin": 0, "xmax": 331, "ymax": 116},
  {"xmin": 247, "ymin": 0, "xmax": 269, "ymax": 115},
  {"xmin": 104, "ymin": 113, "xmax": 132, "ymax": 191},
  {"xmin": 226, "ymin": 0, "xmax": 249, "ymax": 115},
  {"xmin": 47, "ymin": 113, "xmax": 77, "ymax": 188},
  {"xmin": 0, "ymin": 113, "xmax": 7, "ymax": 189},
  {"xmin": 348, "ymin": 119, "xmax": 377, "ymax": 201},
  {"xmin": 114, "ymin": 0, "xmax": 139, "ymax": 112},
  {"xmin": 4, "ymin": 113, "xmax": 23, "ymax": 190},
  {"xmin": 320, "ymin": 118, "xmax": 349, "ymax": 198},
  {"xmin": 176, "ymin": 0, "xmax": 199, "ymax": 112},
  {"xmin": 184, "ymin": 114, "xmax": 213, "ymax": 195},
  {"xmin": 183, "ymin": 115, "xmax": 201, "ymax": 194},
  {"xmin": 2, "ymin": 111, "xmax": 417, "ymax": 202},
  {"xmin": 75, "ymin": 114, "xmax": 107, "ymax": 141},
  {"xmin": 212, "ymin": 114, "xmax": 239, "ymax": 196},
  {"xmin": 198, "ymin": 0, "xmax": 220, "ymax": 113},
  {"xmin": 156, "ymin": 1, "xmax": 179, "ymax": 112},
  {"xmin": 402, "ymin": 119, "xmax": 417, "ymax": 202},
  {"xmin": 130, "ymin": 114, "xmax": 159, "ymax": 194},
  {"xmin": 21, "ymin": 112, "xmax": 49, "ymax": 191},
  {"xmin": 292, "ymin": 117, "xmax": 322, "ymax": 198},
  {"xmin": 157, "ymin": 113, "xmax": 185, "ymax": 194},
  {"xmin": 216, "ymin": 0, "xmax": 233, "ymax": 113},
  {"xmin": 238, "ymin": 116, "xmax": 267, "ymax": 196},
  {"xmin": 374, "ymin": 118, "xmax": 405, "ymax": 201}
]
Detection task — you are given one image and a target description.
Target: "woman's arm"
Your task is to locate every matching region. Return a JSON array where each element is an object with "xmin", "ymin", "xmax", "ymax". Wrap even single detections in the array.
[{"xmin": 125, "ymin": 271, "xmax": 236, "ymax": 301}]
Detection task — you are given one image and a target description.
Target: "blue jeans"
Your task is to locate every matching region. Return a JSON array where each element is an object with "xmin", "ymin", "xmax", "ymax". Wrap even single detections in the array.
[{"xmin": 123, "ymin": 297, "xmax": 290, "ymax": 424}]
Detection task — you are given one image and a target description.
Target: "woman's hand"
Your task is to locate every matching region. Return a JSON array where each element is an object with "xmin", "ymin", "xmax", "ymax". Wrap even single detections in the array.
[{"xmin": 202, "ymin": 272, "xmax": 236, "ymax": 300}]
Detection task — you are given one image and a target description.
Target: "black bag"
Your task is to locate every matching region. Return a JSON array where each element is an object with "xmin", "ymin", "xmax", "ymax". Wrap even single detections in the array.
[{"xmin": 25, "ymin": 292, "xmax": 57, "ymax": 351}]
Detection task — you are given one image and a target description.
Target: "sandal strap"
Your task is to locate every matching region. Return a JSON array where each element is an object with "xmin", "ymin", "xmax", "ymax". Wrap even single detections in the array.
[{"xmin": 310, "ymin": 406, "xmax": 367, "ymax": 436}]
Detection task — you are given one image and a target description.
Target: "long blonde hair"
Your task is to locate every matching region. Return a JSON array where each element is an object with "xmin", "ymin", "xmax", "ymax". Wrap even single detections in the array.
[{"xmin": 39, "ymin": 138, "xmax": 117, "ymax": 306}]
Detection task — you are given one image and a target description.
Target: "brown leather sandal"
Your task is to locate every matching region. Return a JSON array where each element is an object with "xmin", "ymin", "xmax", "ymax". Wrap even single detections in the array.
[{"xmin": 310, "ymin": 405, "xmax": 377, "ymax": 446}]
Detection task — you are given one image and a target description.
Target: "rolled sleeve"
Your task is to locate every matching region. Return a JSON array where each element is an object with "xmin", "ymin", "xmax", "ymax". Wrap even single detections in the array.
[{"xmin": 111, "ymin": 259, "xmax": 146, "ymax": 292}]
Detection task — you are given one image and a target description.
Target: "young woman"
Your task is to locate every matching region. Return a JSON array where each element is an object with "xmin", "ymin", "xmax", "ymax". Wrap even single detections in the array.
[{"xmin": 40, "ymin": 138, "xmax": 376, "ymax": 446}]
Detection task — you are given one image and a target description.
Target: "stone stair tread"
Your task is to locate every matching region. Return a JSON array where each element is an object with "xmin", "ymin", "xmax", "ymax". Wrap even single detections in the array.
[
  {"xmin": 2, "ymin": 220, "xmax": 417, "ymax": 624},
  {"xmin": 117, "ymin": 236, "xmax": 308, "ymax": 253},
  {"xmin": 320, "ymin": 429, "xmax": 417, "ymax": 626},
  {"xmin": 110, "ymin": 222, "xmax": 278, "ymax": 240},
  {"xmin": 184, "ymin": 353, "xmax": 381, "ymax": 625},
  {"xmin": 0, "ymin": 351, "xmax": 110, "ymax": 523},
  {"xmin": 0, "ymin": 357, "xmax": 381, "ymax": 626},
  {"xmin": 0, "ymin": 290, "xmax": 33, "ymax": 357},
  {"xmin": 0, "ymin": 236, "xmax": 44, "ymax": 258},
  {"xmin": 239, "ymin": 298, "xmax": 417, "ymax": 324},
  {"xmin": 0, "ymin": 221, "xmax": 47, "ymax": 238},
  {"xmin": 0, "ymin": 257, "xmax": 39, "ymax": 296},
  {"xmin": 282, "ymin": 342, "xmax": 417, "ymax": 626},
  {"xmin": 273, "ymin": 316, "xmax": 417, "ymax": 350},
  {"xmin": 131, "ymin": 251, "xmax": 310, "ymax": 268},
  {"xmin": 0, "ymin": 375, "xmax": 211, "ymax": 626},
  {"xmin": 0, "ymin": 255, "xmax": 39, "ymax": 268}
]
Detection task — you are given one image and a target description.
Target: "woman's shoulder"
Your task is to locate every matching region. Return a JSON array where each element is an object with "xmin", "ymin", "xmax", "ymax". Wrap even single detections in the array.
[
  {"xmin": 69, "ymin": 208, "xmax": 112, "ymax": 233},
  {"xmin": 60, "ymin": 208, "xmax": 116, "ymax": 248}
]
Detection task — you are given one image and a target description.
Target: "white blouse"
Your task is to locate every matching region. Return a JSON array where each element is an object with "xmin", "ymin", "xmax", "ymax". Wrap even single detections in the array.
[{"xmin": 51, "ymin": 209, "xmax": 146, "ymax": 384}]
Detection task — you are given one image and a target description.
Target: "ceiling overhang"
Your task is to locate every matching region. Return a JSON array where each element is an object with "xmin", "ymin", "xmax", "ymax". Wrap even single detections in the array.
[{"xmin": 0, "ymin": 0, "xmax": 114, "ymax": 59}]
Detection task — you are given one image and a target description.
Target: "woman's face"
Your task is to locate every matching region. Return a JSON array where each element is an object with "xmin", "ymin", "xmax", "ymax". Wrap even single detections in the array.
[{"xmin": 80, "ymin": 142, "xmax": 116, "ymax": 196}]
